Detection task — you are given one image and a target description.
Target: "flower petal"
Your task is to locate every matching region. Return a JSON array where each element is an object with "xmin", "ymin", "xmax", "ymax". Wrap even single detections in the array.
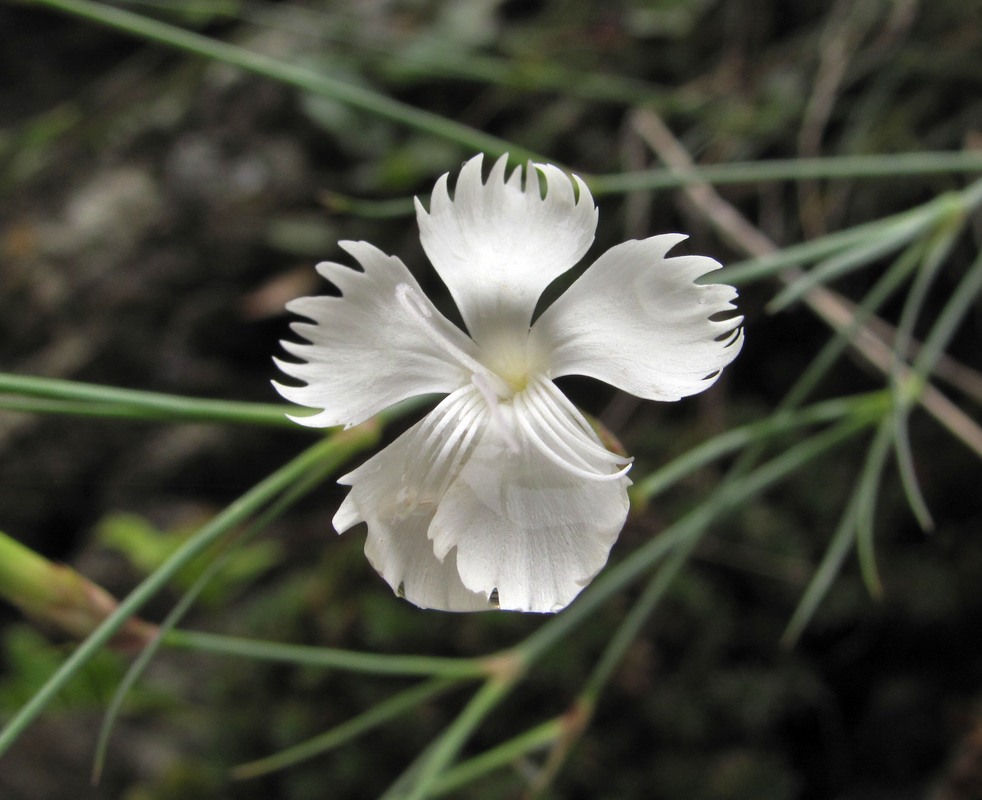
[
  {"xmin": 333, "ymin": 389, "xmax": 493, "ymax": 611},
  {"xmin": 530, "ymin": 234, "xmax": 744, "ymax": 401},
  {"xmin": 415, "ymin": 154, "xmax": 598, "ymax": 345},
  {"xmin": 274, "ymin": 240, "xmax": 477, "ymax": 428},
  {"xmin": 428, "ymin": 392, "xmax": 631, "ymax": 613}
]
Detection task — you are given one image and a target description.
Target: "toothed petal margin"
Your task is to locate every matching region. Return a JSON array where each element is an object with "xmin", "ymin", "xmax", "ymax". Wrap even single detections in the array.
[
  {"xmin": 531, "ymin": 234, "xmax": 744, "ymax": 401},
  {"xmin": 274, "ymin": 241, "xmax": 475, "ymax": 428},
  {"xmin": 428, "ymin": 398, "xmax": 630, "ymax": 613},
  {"xmin": 332, "ymin": 393, "xmax": 493, "ymax": 612},
  {"xmin": 416, "ymin": 154, "xmax": 598, "ymax": 344}
]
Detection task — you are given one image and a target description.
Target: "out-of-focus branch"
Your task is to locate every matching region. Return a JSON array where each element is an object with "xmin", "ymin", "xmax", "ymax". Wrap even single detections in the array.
[
  {"xmin": 630, "ymin": 108, "xmax": 982, "ymax": 459},
  {"xmin": 0, "ymin": 530, "xmax": 157, "ymax": 652}
]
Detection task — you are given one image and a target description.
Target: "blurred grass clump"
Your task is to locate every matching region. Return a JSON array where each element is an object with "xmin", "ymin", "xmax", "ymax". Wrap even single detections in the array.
[{"xmin": 1, "ymin": 0, "xmax": 982, "ymax": 799}]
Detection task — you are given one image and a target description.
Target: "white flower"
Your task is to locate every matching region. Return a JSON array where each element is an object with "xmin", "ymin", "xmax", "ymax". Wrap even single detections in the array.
[{"xmin": 274, "ymin": 154, "xmax": 743, "ymax": 613}]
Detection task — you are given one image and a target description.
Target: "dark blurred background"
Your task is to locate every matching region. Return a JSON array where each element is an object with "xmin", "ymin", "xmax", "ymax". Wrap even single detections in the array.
[{"xmin": 1, "ymin": 1, "xmax": 981, "ymax": 798}]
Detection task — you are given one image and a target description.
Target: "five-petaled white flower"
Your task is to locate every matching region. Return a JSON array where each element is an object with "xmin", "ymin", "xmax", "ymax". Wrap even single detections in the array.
[{"xmin": 275, "ymin": 154, "xmax": 743, "ymax": 613}]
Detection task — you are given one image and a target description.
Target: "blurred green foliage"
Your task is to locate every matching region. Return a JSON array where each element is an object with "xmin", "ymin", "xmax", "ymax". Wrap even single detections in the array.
[{"xmin": 95, "ymin": 512, "xmax": 283, "ymax": 607}]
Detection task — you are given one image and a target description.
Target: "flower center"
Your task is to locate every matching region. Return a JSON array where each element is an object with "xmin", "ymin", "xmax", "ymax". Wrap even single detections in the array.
[
  {"xmin": 396, "ymin": 283, "xmax": 513, "ymax": 396},
  {"xmin": 395, "ymin": 283, "xmax": 630, "ymax": 483},
  {"xmin": 475, "ymin": 328, "xmax": 538, "ymax": 396}
]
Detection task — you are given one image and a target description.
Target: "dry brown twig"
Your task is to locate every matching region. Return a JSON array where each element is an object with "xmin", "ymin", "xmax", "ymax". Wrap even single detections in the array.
[{"xmin": 629, "ymin": 107, "xmax": 982, "ymax": 459}]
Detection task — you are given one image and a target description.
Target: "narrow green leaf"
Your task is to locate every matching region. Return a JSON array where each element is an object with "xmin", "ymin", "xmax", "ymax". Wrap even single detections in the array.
[
  {"xmin": 782, "ymin": 487, "xmax": 862, "ymax": 647},
  {"xmin": 630, "ymin": 392, "xmax": 887, "ymax": 506},
  {"xmin": 0, "ymin": 371, "xmax": 303, "ymax": 428},
  {"xmin": 28, "ymin": 0, "xmax": 538, "ymax": 162},
  {"xmin": 393, "ymin": 678, "xmax": 515, "ymax": 800},
  {"xmin": 855, "ymin": 421, "xmax": 894, "ymax": 599},
  {"xmin": 232, "ymin": 677, "xmax": 462, "ymax": 780},
  {"xmin": 522, "ymin": 413, "xmax": 877, "ymax": 666},
  {"xmin": 779, "ymin": 240, "xmax": 926, "ymax": 412},
  {"xmin": 163, "ymin": 629, "xmax": 491, "ymax": 679},
  {"xmin": 767, "ymin": 215, "xmax": 937, "ymax": 313},
  {"xmin": 887, "ymin": 222, "xmax": 963, "ymax": 532},
  {"xmin": 589, "ymin": 154, "xmax": 982, "ymax": 197},
  {"xmin": 429, "ymin": 718, "xmax": 563, "ymax": 797}
]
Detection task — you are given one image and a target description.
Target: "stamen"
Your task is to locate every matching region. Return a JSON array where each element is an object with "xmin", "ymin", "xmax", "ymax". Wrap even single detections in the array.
[
  {"xmin": 512, "ymin": 381, "xmax": 632, "ymax": 482},
  {"xmin": 537, "ymin": 377, "xmax": 601, "ymax": 438},
  {"xmin": 415, "ymin": 386, "xmax": 471, "ymax": 465},
  {"xmin": 516, "ymin": 392, "xmax": 592, "ymax": 471},
  {"xmin": 415, "ymin": 387, "xmax": 473, "ymax": 465},
  {"xmin": 513, "ymin": 396, "xmax": 632, "ymax": 482},
  {"xmin": 423, "ymin": 390, "xmax": 483, "ymax": 487},
  {"xmin": 521, "ymin": 390, "xmax": 625, "ymax": 470},
  {"xmin": 527, "ymin": 379, "xmax": 630, "ymax": 465},
  {"xmin": 433, "ymin": 399, "xmax": 486, "ymax": 497},
  {"xmin": 416, "ymin": 387, "xmax": 481, "ymax": 484},
  {"xmin": 389, "ymin": 389, "xmax": 474, "ymax": 519}
]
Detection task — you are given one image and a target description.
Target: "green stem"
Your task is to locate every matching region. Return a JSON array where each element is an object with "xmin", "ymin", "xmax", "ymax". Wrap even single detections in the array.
[
  {"xmin": 27, "ymin": 0, "xmax": 538, "ymax": 162},
  {"xmin": 126, "ymin": 0, "xmax": 694, "ymax": 109},
  {"xmin": 588, "ymin": 152, "xmax": 982, "ymax": 196},
  {"xmin": 0, "ymin": 372, "xmax": 431, "ymax": 427},
  {"xmin": 766, "ymin": 211, "xmax": 940, "ymax": 312},
  {"xmin": 717, "ymin": 179, "xmax": 981, "ymax": 286},
  {"xmin": 313, "ymin": 157, "xmax": 982, "ymax": 222},
  {"xmin": 429, "ymin": 717, "xmax": 563, "ymax": 797},
  {"xmin": 162, "ymin": 629, "xmax": 490, "ymax": 679},
  {"xmin": 519, "ymin": 548, "xmax": 692, "ymax": 798},
  {"xmin": 630, "ymin": 391, "xmax": 887, "ymax": 506},
  {"xmin": 397, "ymin": 677, "xmax": 516, "ymax": 800},
  {"xmin": 0, "ymin": 372, "xmax": 301, "ymax": 428},
  {"xmin": 507, "ymin": 415, "xmax": 880, "ymax": 796},
  {"xmin": 581, "ymin": 546, "xmax": 690, "ymax": 705},
  {"xmin": 391, "ymin": 415, "xmax": 878, "ymax": 797},
  {"xmin": 232, "ymin": 677, "xmax": 464, "ymax": 780}
]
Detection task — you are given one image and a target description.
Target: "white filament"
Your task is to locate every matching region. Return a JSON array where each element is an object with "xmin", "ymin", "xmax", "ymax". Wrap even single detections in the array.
[
  {"xmin": 414, "ymin": 386, "xmax": 485, "ymax": 500},
  {"xmin": 513, "ymin": 385, "xmax": 632, "ymax": 482},
  {"xmin": 526, "ymin": 378, "xmax": 629, "ymax": 466}
]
